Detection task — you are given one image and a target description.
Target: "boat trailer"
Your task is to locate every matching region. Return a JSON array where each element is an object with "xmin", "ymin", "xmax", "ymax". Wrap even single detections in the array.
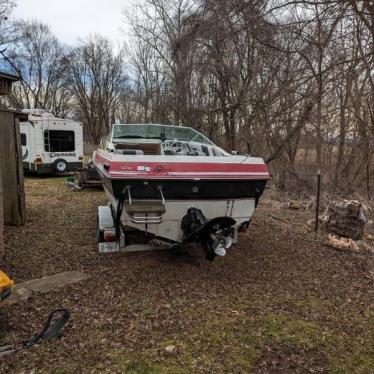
[
  {"xmin": 67, "ymin": 160, "xmax": 102, "ymax": 191},
  {"xmin": 96, "ymin": 191, "xmax": 238, "ymax": 261}
]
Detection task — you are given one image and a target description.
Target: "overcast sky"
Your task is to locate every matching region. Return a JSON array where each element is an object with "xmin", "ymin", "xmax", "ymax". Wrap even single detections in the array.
[{"xmin": 13, "ymin": 0, "xmax": 135, "ymax": 45}]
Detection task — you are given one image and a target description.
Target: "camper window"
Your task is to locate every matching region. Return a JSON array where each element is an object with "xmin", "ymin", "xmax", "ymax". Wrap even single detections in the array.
[
  {"xmin": 44, "ymin": 130, "xmax": 75, "ymax": 152},
  {"xmin": 21, "ymin": 133, "xmax": 26, "ymax": 146}
]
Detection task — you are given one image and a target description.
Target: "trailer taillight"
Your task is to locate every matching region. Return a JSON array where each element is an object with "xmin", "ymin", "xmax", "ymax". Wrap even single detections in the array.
[{"xmin": 103, "ymin": 231, "xmax": 118, "ymax": 242}]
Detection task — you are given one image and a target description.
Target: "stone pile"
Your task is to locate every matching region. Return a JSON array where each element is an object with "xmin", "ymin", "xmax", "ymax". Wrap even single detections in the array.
[{"xmin": 325, "ymin": 200, "xmax": 366, "ymax": 240}]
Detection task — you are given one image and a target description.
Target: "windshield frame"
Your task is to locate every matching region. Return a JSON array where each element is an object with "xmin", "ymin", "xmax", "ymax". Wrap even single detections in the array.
[{"xmin": 111, "ymin": 124, "xmax": 215, "ymax": 146}]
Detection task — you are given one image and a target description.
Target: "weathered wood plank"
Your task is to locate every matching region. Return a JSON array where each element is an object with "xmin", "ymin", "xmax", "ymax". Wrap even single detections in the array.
[
  {"xmin": 14, "ymin": 115, "xmax": 26, "ymax": 224},
  {"xmin": 0, "ymin": 78, "xmax": 12, "ymax": 95},
  {"xmin": 0, "ymin": 145, "xmax": 4, "ymax": 266},
  {"xmin": 0, "ymin": 110, "xmax": 26, "ymax": 226}
]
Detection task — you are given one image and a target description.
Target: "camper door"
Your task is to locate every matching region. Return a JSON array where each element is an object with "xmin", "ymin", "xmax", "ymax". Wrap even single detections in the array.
[
  {"xmin": 20, "ymin": 123, "xmax": 31, "ymax": 164},
  {"xmin": 42, "ymin": 120, "xmax": 51, "ymax": 165}
]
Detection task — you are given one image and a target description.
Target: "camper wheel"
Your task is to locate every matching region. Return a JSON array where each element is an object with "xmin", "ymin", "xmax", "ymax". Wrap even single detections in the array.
[{"xmin": 54, "ymin": 159, "xmax": 68, "ymax": 173}]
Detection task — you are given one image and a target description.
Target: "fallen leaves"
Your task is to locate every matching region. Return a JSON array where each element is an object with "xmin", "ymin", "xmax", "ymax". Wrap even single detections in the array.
[
  {"xmin": 324, "ymin": 234, "xmax": 360, "ymax": 253},
  {"xmin": 1, "ymin": 180, "xmax": 374, "ymax": 372}
]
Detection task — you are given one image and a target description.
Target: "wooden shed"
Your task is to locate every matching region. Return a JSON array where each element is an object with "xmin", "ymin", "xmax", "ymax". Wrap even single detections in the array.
[
  {"xmin": 0, "ymin": 71, "xmax": 19, "ymax": 95},
  {"xmin": 0, "ymin": 71, "xmax": 24, "ymax": 265}
]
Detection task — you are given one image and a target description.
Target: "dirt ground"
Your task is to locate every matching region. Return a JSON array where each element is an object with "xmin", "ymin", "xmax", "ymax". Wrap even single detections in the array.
[{"xmin": 1, "ymin": 176, "xmax": 374, "ymax": 373}]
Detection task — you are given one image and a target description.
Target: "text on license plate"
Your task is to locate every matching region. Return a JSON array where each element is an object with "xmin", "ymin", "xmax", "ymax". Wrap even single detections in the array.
[{"xmin": 99, "ymin": 242, "xmax": 120, "ymax": 253}]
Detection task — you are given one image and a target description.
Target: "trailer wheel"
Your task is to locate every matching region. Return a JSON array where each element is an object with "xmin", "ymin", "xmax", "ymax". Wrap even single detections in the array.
[
  {"xmin": 54, "ymin": 159, "xmax": 68, "ymax": 173},
  {"xmin": 97, "ymin": 229, "xmax": 104, "ymax": 243}
]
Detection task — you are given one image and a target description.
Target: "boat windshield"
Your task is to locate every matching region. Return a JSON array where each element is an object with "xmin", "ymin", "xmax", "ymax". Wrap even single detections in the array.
[{"xmin": 112, "ymin": 124, "xmax": 214, "ymax": 145}]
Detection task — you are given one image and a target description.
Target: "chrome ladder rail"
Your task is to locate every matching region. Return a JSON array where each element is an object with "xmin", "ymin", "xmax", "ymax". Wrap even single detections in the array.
[{"xmin": 125, "ymin": 186, "xmax": 166, "ymax": 224}]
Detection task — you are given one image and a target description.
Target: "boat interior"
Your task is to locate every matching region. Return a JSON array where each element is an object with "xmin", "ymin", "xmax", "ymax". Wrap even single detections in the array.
[
  {"xmin": 103, "ymin": 124, "xmax": 229, "ymax": 157},
  {"xmin": 114, "ymin": 142, "xmax": 161, "ymax": 155}
]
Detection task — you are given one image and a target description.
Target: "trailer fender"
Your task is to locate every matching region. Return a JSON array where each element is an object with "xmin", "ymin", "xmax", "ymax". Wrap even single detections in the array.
[{"xmin": 97, "ymin": 206, "xmax": 116, "ymax": 243}]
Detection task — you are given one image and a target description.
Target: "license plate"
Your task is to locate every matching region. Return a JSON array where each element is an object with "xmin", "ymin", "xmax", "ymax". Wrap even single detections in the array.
[{"xmin": 99, "ymin": 242, "xmax": 120, "ymax": 253}]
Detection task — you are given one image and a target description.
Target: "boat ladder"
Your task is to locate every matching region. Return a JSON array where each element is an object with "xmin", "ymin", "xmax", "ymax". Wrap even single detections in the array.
[{"xmin": 124, "ymin": 186, "xmax": 166, "ymax": 224}]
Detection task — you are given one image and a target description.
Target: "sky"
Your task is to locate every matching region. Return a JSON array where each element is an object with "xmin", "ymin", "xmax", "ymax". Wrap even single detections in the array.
[{"xmin": 12, "ymin": 0, "xmax": 135, "ymax": 46}]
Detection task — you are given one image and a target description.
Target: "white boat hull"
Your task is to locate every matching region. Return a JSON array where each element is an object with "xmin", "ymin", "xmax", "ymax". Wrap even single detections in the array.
[{"xmin": 106, "ymin": 188, "xmax": 255, "ymax": 243}]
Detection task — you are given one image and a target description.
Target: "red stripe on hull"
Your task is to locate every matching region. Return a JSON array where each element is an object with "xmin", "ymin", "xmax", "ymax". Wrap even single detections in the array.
[{"xmin": 93, "ymin": 151, "xmax": 270, "ymax": 180}]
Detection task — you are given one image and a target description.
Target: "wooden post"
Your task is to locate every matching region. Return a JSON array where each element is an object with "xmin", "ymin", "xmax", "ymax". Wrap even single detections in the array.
[
  {"xmin": 14, "ymin": 114, "xmax": 26, "ymax": 223},
  {"xmin": 0, "ymin": 149, "xmax": 4, "ymax": 266},
  {"xmin": 0, "ymin": 110, "xmax": 26, "ymax": 225}
]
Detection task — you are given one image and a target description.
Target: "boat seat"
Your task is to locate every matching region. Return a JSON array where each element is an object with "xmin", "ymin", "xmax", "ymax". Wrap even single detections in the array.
[
  {"xmin": 115, "ymin": 143, "xmax": 161, "ymax": 155},
  {"xmin": 122, "ymin": 149, "xmax": 144, "ymax": 155}
]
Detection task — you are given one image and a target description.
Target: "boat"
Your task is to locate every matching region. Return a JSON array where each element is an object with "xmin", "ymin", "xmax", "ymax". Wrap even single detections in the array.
[{"xmin": 92, "ymin": 124, "xmax": 270, "ymax": 260}]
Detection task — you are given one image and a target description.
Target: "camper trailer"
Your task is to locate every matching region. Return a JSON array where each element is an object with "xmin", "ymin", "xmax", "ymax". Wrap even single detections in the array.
[{"xmin": 20, "ymin": 109, "xmax": 84, "ymax": 174}]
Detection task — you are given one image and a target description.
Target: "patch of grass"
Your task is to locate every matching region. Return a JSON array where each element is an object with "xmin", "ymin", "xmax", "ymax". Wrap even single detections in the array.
[
  {"xmin": 259, "ymin": 312, "xmax": 374, "ymax": 373},
  {"xmin": 292, "ymin": 295, "xmax": 331, "ymax": 312},
  {"xmin": 26, "ymin": 175, "xmax": 68, "ymax": 184},
  {"xmin": 326, "ymin": 314, "xmax": 374, "ymax": 373},
  {"xmin": 260, "ymin": 313, "xmax": 339, "ymax": 348},
  {"xmin": 107, "ymin": 349, "xmax": 192, "ymax": 374}
]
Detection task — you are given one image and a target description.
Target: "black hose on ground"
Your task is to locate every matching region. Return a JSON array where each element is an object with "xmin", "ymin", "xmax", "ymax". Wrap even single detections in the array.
[
  {"xmin": 0, "ymin": 308, "xmax": 70, "ymax": 356},
  {"xmin": 23, "ymin": 308, "xmax": 70, "ymax": 347}
]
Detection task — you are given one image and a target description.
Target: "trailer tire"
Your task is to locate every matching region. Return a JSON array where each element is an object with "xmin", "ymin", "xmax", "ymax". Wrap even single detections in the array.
[
  {"xmin": 54, "ymin": 159, "xmax": 68, "ymax": 173},
  {"xmin": 97, "ymin": 229, "xmax": 104, "ymax": 243}
]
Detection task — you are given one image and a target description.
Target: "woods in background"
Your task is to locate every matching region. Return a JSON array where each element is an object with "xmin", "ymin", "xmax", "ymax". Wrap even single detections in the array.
[{"xmin": 1, "ymin": 0, "xmax": 374, "ymax": 197}]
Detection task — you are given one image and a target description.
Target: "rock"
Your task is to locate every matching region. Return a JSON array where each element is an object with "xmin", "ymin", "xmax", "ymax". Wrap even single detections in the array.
[
  {"xmin": 165, "ymin": 345, "xmax": 177, "ymax": 354},
  {"xmin": 288, "ymin": 201, "xmax": 304, "ymax": 210},
  {"xmin": 307, "ymin": 215, "xmax": 328, "ymax": 228},
  {"xmin": 365, "ymin": 234, "xmax": 374, "ymax": 242}
]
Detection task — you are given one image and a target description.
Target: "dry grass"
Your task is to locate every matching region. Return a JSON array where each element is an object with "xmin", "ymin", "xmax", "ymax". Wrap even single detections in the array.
[{"xmin": 0, "ymin": 177, "xmax": 374, "ymax": 373}]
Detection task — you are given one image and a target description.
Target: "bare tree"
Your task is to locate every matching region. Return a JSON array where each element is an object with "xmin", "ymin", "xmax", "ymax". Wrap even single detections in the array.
[
  {"xmin": 130, "ymin": 0, "xmax": 201, "ymax": 125},
  {"xmin": 2, "ymin": 0, "xmax": 374, "ymax": 194},
  {"xmin": 0, "ymin": 0, "xmax": 15, "ymax": 46},
  {"xmin": 8, "ymin": 20, "xmax": 71, "ymax": 117},
  {"xmin": 64, "ymin": 36, "xmax": 128, "ymax": 144}
]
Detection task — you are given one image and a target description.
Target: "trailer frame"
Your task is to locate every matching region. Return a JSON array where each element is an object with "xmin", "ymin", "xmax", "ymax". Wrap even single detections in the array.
[{"xmin": 96, "ymin": 204, "xmax": 173, "ymax": 253}]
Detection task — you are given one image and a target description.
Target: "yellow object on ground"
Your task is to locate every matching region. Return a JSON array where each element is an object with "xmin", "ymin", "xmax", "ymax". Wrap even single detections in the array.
[{"xmin": 0, "ymin": 271, "xmax": 14, "ymax": 293}]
